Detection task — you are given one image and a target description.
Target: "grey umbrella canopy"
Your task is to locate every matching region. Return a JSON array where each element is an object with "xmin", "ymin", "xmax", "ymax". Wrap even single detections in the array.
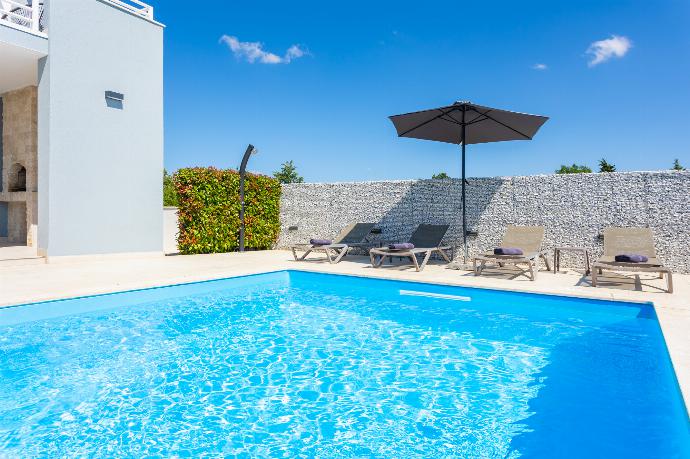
[{"xmin": 389, "ymin": 101, "xmax": 549, "ymax": 261}]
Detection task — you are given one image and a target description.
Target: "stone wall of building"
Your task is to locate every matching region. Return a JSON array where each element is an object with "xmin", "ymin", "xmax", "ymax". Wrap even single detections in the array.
[
  {"xmin": 0, "ymin": 86, "xmax": 38, "ymax": 246},
  {"xmin": 277, "ymin": 171, "xmax": 690, "ymax": 273}
]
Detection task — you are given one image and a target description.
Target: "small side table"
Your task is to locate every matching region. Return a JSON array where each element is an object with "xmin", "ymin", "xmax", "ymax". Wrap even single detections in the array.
[{"xmin": 554, "ymin": 246, "xmax": 591, "ymax": 275}]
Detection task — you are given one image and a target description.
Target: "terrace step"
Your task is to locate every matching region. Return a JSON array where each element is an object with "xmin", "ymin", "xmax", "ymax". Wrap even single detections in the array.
[
  {"xmin": 0, "ymin": 245, "xmax": 46, "ymax": 268},
  {"xmin": 0, "ymin": 255, "xmax": 46, "ymax": 268}
]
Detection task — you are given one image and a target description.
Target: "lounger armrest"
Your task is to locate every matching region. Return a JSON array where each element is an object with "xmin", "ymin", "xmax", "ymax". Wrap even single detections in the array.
[{"xmin": 593, "ymin": 260, "xmax": 667, "ymax": 270}]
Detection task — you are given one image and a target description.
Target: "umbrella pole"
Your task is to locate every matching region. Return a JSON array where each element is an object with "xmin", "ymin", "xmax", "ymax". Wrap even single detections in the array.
[
  {"xmin": 461, "ymin": 141, "xmax": 467, "ymax": 263},
  {"xmin": 461, "ymin": 110, "xmax": 468, "ymax": 263}
]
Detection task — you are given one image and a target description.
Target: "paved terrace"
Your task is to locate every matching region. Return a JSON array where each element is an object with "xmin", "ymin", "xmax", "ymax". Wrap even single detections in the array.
[{"xmin": 1, "ymin": 250, "xmax": 688, "ymax": 413}]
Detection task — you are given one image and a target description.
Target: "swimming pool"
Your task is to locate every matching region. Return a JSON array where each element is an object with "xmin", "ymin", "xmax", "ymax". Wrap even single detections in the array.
[{"xmin": 0, "ymin": 270, "xmax": 688, "ymax": 457}]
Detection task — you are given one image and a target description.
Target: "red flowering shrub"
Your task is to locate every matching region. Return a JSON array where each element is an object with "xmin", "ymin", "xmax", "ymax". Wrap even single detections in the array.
[{"xmin": 173, "ymin": 167, "xmax": 281, "ymax": 254}]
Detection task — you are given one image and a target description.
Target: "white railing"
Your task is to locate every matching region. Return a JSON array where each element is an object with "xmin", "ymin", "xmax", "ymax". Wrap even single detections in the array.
[
  {"xmin": 107, "ymin": 0, "xmax": 153, "ymax": 20},
  {"xmin": 0, "ymin": 0, "xmax": 153, "ymax": 36},
  {"xmin": 0, "ymin": 0, "xmax": 44, "ymax": 35}
]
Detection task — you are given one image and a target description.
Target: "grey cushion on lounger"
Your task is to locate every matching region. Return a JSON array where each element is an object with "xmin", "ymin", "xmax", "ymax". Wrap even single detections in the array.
[
  {"xmin": 614, "ymin": 253, "xmax": 648, "ymax": 263},
  {"xmin": 494, "ymin": 247, "xmax": 523, "ymax": 255},
  {"xmin": 388, "ymin": 243, "xmax": 415, "ymax": 250}
]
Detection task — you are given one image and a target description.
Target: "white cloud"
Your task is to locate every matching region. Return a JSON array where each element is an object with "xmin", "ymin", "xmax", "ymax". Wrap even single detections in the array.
[
  {"xmin": 285, "ymin": 45, "xmax": 306, "ymax": 61},
  {"xmin": 586, "ymin": 35, "xmax": 632, "ymax": 67},
  {"xmin": 532, "ymin": 63, "xmax": 548, "ymax": 70},
  {"xmin": 219, "ymin": 35, "xmax": 308, "ymax": 64}
]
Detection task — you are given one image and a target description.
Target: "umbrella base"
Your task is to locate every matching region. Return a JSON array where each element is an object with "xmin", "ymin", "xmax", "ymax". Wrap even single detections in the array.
[{"xmin": 447, "ymin": 261, "xmax": 474, "ymax": 271}]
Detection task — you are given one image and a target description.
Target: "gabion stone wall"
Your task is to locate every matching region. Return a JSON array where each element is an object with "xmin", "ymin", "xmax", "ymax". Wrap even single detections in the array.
[{"xmin": 277, "ymin": 171, "xmax": 690, "ymax": 273}]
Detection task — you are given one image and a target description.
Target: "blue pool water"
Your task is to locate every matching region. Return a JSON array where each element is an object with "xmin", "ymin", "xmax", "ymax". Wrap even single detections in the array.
[{"xmin": 0, "ymin": 271, "xmax": 688, "ymax": 457}]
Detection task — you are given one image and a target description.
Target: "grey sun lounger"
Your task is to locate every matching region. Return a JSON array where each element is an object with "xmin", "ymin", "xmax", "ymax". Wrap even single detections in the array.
[
  {"xmin": 369, "ymin": 224, "xmax": 452, "ymax": 272},
  {"xmin": 291, "ymin": 222, "xmax": 377, "ymax": 264},
  {"xmin": 591, "ymin": 227, "xmax": 673, "ymax": 293},
  {"xmin": 473, "ymin": 225, "xmax": 551, "ymax": 281}
]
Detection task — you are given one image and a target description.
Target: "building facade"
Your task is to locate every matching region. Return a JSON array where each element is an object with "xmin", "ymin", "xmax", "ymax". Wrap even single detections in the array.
[{"xmin": 0, "ymin": 0, "xmax": 164, "ymax": 258}]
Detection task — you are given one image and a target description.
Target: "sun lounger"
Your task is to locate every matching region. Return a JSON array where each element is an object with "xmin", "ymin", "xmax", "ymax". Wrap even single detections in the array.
[
  {"xmin": 369, "ymin": 224, "xmax": 452, "ymax": 272},
  {"xmin": 291, "ymin": 222, "xmax": 377, "ymax": 264},
  {"xmin": 473, "ymin": 225, "xmax": 551, "ymax": 281},
  {"xmin": 591, "ymin": 227, "xmax": 673, "ymax": 293}
]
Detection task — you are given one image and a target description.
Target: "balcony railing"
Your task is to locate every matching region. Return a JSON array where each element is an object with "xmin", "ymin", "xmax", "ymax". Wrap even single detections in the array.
[
  {"xmin": 0, "ymin": 0, "xmax": 45, "ymax": 35},
  {"xmin": 0, "ymin": 0, "xmax": 153, "ymax": 36},
  {"xmin": 109, "ymin": 0, "xmax": 154, "ymax": 20}
]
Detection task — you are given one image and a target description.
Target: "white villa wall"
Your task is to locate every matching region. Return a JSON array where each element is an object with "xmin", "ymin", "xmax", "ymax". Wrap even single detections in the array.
[
  {"xmin": 278, "ymin": 171, "xmax": 690, "ymax": 273},
  {"xmin": 38, "ymin": 0, "xmax": 164, "ymax": 256},
  {"xmin": 163, "ymin": 206, "xmax": 178, "ymax": 254}
]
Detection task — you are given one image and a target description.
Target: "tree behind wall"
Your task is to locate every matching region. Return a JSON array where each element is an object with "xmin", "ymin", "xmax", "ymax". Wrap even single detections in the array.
[
  {"xmin": 672, "ymin": 159, "xmax": 685, "ymax": 171},
  {"xmin": 274, "ymin": 160, "xmax": 304, "ymax": 184},
  {"xmin": 555, "ymin": 164, "xmax": 592, "ymax": 174},
  {"xmin": 163, "ymin": 169, "xmax": 179, "ymax": 206},
  {"xmin": 432, "ymin": 172, "xmax": 450, "ymax": 179},
  {"xmin": 598, "ymin": 159, "xmax": 616, "ymax": 173}
]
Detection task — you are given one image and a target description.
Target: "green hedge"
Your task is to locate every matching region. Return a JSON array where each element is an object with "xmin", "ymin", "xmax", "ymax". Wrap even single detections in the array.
[{"xmin": 173, "ymin": 167, "xmax": 281, "ymax": 254}]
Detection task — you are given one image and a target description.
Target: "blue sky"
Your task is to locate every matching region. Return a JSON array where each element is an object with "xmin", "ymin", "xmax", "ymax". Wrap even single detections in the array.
[{"xmin": 158, "ymin": 0, "xmax": 690, "ymax": 182}]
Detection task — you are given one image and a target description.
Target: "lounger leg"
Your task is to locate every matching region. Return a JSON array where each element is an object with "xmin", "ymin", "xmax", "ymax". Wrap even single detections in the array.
[
  {"xmin": 325, "ymin": 247, "xmax": 346, "ymax": 264},
  {"xmin": 372, "ymin": 253, "xmax": 387, "ymax": 268},
  {"xmin": 541, "ymin": 252, "xmax": 551, "ymax": 272},
  {"xmin": 333, "ymin": 247, "xmax": 348, "ymax": 263},
  {"xmin": 439, "ymin": 248, "xmax": 452, "ymax": 263},
  {"xmin": 410, "ymin": 254, "xmax": 421, "ymax": 272},
  {"xmin": 379, "ymin": 255, "xmax": 393, "ymax": 266},
  {"xmin": 418, "ymin": 251, "xmax": 433, "ymax": 271},
  {"xmin": 667, "ymin": 272, "xmax": 673, "ymax": 294},
  {"xmin": 373, "ymin": 253, "xmax": 381, "ymax": 267},
  {"xmin": 528, "ymin": 260, "xmax": 536, "ymax": 281},
  {"xmin": 292, "ymin": 247, "xmax": 313, "ymax": 262},
  {"xmin": 592, "ymin": 267, "xmax": 598, "ymax": 287},
  {"xmin": 477, "ymin": 259, "xmax": 487, "ymax": 276},
  {"xmin": 324, "ymin": 248, "xmax": 335, "ymax": 264},
  {"xmin": 377, "ymin": 254, "xmax": 385, "ymax": 267}
]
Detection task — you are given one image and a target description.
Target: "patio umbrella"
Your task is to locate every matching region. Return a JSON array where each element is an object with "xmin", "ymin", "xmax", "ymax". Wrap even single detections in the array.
[{"xmin": 389, "ymin": 101, "xmax": 548, "ymax": 262}]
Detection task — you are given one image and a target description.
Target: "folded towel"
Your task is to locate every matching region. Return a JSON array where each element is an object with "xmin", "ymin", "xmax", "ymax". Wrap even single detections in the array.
[
  {"xmin": 615, "ymin": 253, "xmax": 648, "ymax": 263},
  {"xmin": 310, "ymin": 239, "xmax": 332, "ymax": 246},
  {"xmin": 494, "ymin": 247, "xmax": 523, "ymax": 255},
  {"xmin": 389, "ymin": 243, "xmax": 415, "ymax": 250}
]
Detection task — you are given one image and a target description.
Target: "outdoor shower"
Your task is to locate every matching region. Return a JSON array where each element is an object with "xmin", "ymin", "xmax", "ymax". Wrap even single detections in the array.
[{"xmin": 239, "ymin": 144, "xmax": 257, "ymax": 252}]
